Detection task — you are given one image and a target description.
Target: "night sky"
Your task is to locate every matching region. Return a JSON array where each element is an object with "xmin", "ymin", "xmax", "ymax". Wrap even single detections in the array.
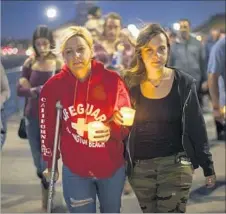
[{"xmin": 1, "ymin": 0, "xmax": 225, "ymax": 39}]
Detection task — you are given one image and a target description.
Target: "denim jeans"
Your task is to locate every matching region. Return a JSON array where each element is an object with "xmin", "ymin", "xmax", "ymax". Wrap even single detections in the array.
[
  {"xmin": 1, "ymin": 109, "xmax": 7, "ymax": 149},
  {"xmin": 25, "ymin": 116, "xmax": 46, "ymax": 175},
  {"xmin": 62, "ymin": 164, "xmax": 126, "ymax": 213}
]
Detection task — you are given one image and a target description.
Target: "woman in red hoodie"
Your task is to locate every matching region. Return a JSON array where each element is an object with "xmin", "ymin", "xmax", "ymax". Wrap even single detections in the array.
[{"xmin": 39, "ymin": 26, "xmax": 132, "ymax": 213}]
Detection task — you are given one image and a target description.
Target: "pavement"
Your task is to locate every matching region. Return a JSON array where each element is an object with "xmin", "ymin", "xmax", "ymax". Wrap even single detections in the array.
[{"xmin": 1, "ymin": 112, "xmax": 225, "ymax": 213}]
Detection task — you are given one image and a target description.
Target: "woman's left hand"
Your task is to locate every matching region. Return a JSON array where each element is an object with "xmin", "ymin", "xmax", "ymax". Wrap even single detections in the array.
[
  {"xmin": 93, "ymin": 125, "xmax": 111, "ymax": 143},
  {"xmin": 205, "ymin": 174, "xmax": 216, "ymax": 188},
  {"xmin": 30, "ymin": 86, "xmax": 43, "ymax": 99}
]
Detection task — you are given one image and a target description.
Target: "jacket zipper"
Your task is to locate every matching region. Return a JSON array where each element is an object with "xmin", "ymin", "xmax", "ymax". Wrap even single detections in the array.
[
  {"xmin": 181, "ymin": 81, "xmax": 195, "ymax": 157},
  {"xmin": 182, "ymin": 89, "xmax": 192, "ymax": 132},
  {"xmin": 126, "ymin": 127, "xmax": 134, "ymax": 170}
]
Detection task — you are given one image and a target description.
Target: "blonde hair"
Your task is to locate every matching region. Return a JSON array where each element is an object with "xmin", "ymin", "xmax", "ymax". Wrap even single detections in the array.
[{"xmin": 59, "ymin": 26, "xmax": 93, "ymax": 53}]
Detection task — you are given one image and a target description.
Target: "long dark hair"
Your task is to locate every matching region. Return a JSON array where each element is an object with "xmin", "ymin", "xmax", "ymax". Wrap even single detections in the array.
[
  {"xmin": 124, "ymin": 23, "xmax": 171, "ymax": 89},
  {"xmin": 32, "ymin": 25, "xmax": 55, "ymax": 58}
]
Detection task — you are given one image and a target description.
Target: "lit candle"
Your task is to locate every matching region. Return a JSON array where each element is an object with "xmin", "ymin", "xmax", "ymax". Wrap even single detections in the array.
[
  {"xmin": 120, "ymin": 107, "xmax": 136, "ymax": 126},
  {"xmin": 221, "ymin": 106, "xmax": 226, "ymax": 116},
  {"xmin": 88, "ymin": 121, "xmax": 108, "ymax": 142}
]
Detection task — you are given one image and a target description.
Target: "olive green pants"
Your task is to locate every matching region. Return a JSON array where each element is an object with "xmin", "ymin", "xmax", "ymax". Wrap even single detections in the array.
[{"xmin": 129, "ymin": 152, "xmax": 193, "ymax": 213}]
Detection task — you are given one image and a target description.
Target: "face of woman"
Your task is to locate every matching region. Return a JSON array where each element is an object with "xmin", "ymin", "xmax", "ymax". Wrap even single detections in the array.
[
  {"xmin": 141, "ymin": 33, "xmax": 169, "ymax": 72},
  {"xmin": 62, "ymin": 36, "xmax": 92, "ymax": 74},
  {"xmin": 35, "ymin": 38, "xmax": 51, "ymax": 57}
]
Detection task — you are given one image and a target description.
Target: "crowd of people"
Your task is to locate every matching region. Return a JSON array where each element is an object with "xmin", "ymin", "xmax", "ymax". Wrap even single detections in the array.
[{"xmin": 1, "ymin": 6, "xmax": 225, "ymax": 213}]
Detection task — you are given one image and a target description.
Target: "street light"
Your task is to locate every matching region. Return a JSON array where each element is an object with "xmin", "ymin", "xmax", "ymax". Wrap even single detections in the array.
[
  {"xmin": 46, "ymin": 7, "xmax": 57, "ymax": 19},
  {"xmin": 127, "ymin": 24, "xmax": 140, "ymax": 38},
  {"xmin": 173, "ymin": 22, "xmax": 180, "ymax": 31},
  {"xmin": 196, "ymin": 35, "xmax": 202, "ymax": 42}
]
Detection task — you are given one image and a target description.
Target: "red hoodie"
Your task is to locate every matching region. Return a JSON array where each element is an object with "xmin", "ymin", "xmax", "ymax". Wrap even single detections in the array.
[{"xmin": 39, "ymin": 60, "xmax": 131, "ymax": 178}]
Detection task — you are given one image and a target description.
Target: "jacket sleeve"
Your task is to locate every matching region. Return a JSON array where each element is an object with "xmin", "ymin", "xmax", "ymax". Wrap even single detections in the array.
[
  {"xmin": 187, "ymin": 83, "xmax": 215, "ymax": 176},
  {"xmin": 109, "ymin": 77, "xmax": 132, "ymax": 142},
  {"xmin": 39, "ymin": 78, "xmax": 61, "ymax": 169},
  {"xmin": 16, "ymin": 65, "xmax": 34, "ymax": 97}
]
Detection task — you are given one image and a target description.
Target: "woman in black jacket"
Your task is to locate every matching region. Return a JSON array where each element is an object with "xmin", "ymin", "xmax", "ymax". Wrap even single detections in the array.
[{"xmin": 116, "ymin": 23, "xmax": 216, "ymax": 213}]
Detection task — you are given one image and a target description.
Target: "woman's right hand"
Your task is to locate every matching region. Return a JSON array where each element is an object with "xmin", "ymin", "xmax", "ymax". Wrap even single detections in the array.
[
  {"xmin": 42, "ymin": 168, "xmax": 59, "ymax": 182},
  {"xmin": 213, "ymin": 108, "xmax": 223, "ymax": 123},
  {"xmin": 111, "ymin": 110, "xmax": 124, "ymax": 126}
]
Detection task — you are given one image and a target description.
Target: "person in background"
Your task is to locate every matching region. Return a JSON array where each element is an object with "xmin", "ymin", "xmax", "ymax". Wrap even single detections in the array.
[
  {"xmin": 169, "ymin": 31, "xmax": 177, "ymax": 45},
  {"xmin": 1, "ymin": 62, "xmax": 11, "ymax": 150},
  {"xmin": 168, "ymin": 19, "xmax": 206, "ymax": 106},
  {"xmin": 16, "ymin": 25, "xmax": 62, "ymax": 211},
  {"xmin": 85, "ymin": 21, "xmax": 102, "ymax": 43},
  {"xmin": 123, "ymin": 23, "xmax": 216, "ymax": 213},
  {"xmin": 93, "ymin": 12, "xmax": 135, "ymax": 194},
  {"xmin": 39, "ymin": 26, "xmax": 131, "ymax": 213},
  {"xmin": 165, "ymin": 28, "xmax": 177, "ymax": 45},
  {"xmin": 85, "ymin": 6, "xmax": 104, "ymax": 37},
  {"xmin": 207, "ymin": 36, "xmax": 226, "ymax": 141},
  {"xmin": 219, "ymin": 29, "xmax": 226, "ymax": 39},
  {"xmin": 204, "ymin": 28, "xmax": 221, "ymax": 65},
  {"xmin": 94, "ymin": 12, "xmax": 134, "ymax": 75}
]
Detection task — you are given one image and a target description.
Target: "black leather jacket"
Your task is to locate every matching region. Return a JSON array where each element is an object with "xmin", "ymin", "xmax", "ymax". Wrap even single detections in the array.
[{"xmin": 126, "ymin": 68, "xmax": 215, "ymax": 177}]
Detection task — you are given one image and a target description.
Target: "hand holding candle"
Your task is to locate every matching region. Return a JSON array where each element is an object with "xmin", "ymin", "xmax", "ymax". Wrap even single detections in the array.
[
  {"xmin": 88, "ymin": 121, "xmax": 110, "ymax": 142},
  {"xmin": 221, "ymin": 106, "xmax": 226, "ymax": 119},
  {"xmin": 112, "ymin": 110, "xmax": 124, "ymax": 126},
  {"xmin": 119, "ymin": 107, "xmax": 136, "ymax": 126}
]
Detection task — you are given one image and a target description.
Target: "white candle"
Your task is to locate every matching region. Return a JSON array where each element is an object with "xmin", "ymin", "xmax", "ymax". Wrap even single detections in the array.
[
  {"xmin": 88, "ymin": 121, "xmax": 108, "ymax": 142},
  {"xmin": 221, "ymin": 106, "xmax": 226, "ymax": 115},
  {"xmin": 120, "ymin": 107, "xmax": 136, "ymax": 126}
]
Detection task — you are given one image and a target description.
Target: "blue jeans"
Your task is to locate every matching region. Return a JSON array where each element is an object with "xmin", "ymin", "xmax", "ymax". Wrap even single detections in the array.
[
  {"xmin": 62, "ymin": 164, "xmax": 126, "ymax": 213},
  {"xmin": 25, "ymin": 116, "xmax": 46, "ymax": 175},
  {"xmin": 1, "ymin": 109, "xmax": 7, "ymax": 149}
]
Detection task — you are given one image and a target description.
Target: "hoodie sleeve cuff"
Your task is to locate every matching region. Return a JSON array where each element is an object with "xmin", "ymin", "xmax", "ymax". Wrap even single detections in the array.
[
  {"xmin": 109, "ymin": 121, "xmax": 129, "ymax": 142},
  {"xmin": 202, "ymin": 163, "xmax": 215, "ymax": 177}
]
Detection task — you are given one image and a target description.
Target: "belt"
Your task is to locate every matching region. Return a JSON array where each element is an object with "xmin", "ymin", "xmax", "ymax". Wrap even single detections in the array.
[{"xmin": 134, "ymin": 152, "xmax": 191, "ymax": 165}]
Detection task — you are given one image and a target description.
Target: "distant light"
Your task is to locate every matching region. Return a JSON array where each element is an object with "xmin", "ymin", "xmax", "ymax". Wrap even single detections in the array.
[
  {"xmin": 128, "ymin": 24, "xmax": 137, "ymax": 32},
  {"xmin": 7, "ymin": 48, "xmax": 13, "ymax": 55},
  {"xmin": 222, "ymin": 106, "xmax": 226, "ymax": 115},
  {"xmin": 46, "ymin": 7, "xmax": 57, "ymax": 19},
  {"xmin": 173, "ymin": 23, "xmax": 180, "ymax": 31},
  {"xmin": 2, "ymin": 49, "xmax": 8, "ymax": 56},
  {"xmin": 26, "ymin": 49, "xmax": 33, "ymax": 56},
  {"xmin": 12, "ymin": 48, "xmax": 18, "ymax": 55},
  {"xmin": 127, "ymin": 24, "xmax": 140, "ymax": 39},
  {"xmin": 196, "ymin": 35, "xmax": 202, "ymax": 41}
]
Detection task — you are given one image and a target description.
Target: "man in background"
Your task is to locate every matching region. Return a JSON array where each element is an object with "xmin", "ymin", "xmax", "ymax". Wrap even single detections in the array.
[
  {"xmin": 85, "ymin": 6, "xmax": 104, "ymax": 39},
  {"xmin": 207, "ymin": 36, "xmax": 226, "ymax": 140},
  {"xmin": 94, "ymin": 12, "xmax": 134, "ymax": 74},
  {"xmin": 204, "ymin": 28, "xmax": 221, "ymax": 66},
  {"xmin": 168, "ymin": 19, "xmax": 206, "ymax": 104}
]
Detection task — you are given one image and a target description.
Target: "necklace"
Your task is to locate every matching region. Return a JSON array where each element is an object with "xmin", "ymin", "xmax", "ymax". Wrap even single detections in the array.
[{"xmin": 147, "ymin": 70, "xmax": 166, "ymax": 88}]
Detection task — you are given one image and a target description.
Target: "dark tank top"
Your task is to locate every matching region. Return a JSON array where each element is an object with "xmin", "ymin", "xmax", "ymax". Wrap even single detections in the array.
[{"xmin": 134, "ymin": 78, "xmax": 184, "ymax": 160}]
